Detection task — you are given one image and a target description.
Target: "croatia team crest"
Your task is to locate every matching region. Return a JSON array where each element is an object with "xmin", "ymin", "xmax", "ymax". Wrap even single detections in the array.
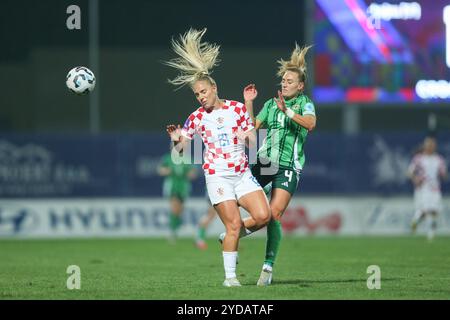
[
  {"xmin": 216, "ymin": 117, "xmax": 224, "ymax": 129},
  {"xmin": 217, "ymin": 187, "xmax": 224, "ymax": 196}
]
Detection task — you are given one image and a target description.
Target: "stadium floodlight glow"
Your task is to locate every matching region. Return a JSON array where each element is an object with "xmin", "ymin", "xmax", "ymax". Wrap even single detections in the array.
[
  {"xmin": 444, "ymin": 5, "xmax": 450, "ymax": 68},
  {"xmin": 367, "ymin": 2, "xmax": 421, "ymax": 21},
  {"xmin": 415, "ymin": 79, "xmax": 450, "ymax": 99}
]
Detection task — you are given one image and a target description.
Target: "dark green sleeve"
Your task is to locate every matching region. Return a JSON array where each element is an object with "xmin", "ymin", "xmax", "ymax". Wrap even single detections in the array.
[
  {"xmin": 256, "ymin": 99, "xmax": 272, "ymax": 126},
  {"xmin": 160, "ymin": 154, "xmax": 171, "ymax": 168}
]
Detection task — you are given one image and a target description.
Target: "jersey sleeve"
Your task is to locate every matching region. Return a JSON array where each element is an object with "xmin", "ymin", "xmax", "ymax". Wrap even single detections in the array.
[
  {"xmin": 181, "ymin": 111, "xmax": 201, "ymax": 140},
  {"xmin": 256, "ymin": 100, "xmax": 271, "ymax": 126},
  {"xmin": 439, "ymin": 155, "xmax": 448, "ymax": 176},
  {"xmin": 159, "ymin": 154, "xmax": 171, "ymax": 168},
  {"xmin": 407, "ymin": 155, "xmax": 419, "ymax": 176},
  {"xmin": 301, "ymin": 98, "xmax": 316, "ymax": 117},
  {"xmin": 239, "ymin": 105, "xmax": 254, "ymax": 133}
]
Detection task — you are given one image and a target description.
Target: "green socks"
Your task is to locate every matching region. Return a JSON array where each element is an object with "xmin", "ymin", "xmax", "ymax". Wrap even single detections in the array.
[
  {"xmin": 198, "ymin": 226, "xmax": 206, "ymax": 241},
  {"xmin": 264, "ymin": 219, "xmax": 282, "ymax": 266},
  {"xmin": 169, "ymin": 213, "xmax": 182, "ymax": 233}
]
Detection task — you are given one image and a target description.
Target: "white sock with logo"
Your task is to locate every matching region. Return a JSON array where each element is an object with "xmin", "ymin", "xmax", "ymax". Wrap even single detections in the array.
[
  {"xmin": 223, "ymin": 251, "xmax": 238, "ymax": 279},
  {"xmin": 262, "ymin": 263, "xmax": 273, "ymax": 272}
]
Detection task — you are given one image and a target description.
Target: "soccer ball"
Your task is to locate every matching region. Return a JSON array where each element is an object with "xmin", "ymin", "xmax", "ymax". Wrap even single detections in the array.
[{"xmin": 66, "ymin": 66, "xmax": 96, "ymax": 95}]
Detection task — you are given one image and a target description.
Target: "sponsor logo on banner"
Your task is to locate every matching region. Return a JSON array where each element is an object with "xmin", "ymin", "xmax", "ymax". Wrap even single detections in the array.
[
  {"xmin": 0, "ymin": 199, "xmax": 214, "ymax": 238},
  {"xmin": 0, "ymin": 197, "xmax": 449, "ymax": 238},
  {"xmin": 0, "ymin": 140, "xmax": 92, "ymax": 196},
  {"xmin": 0, "ymin": 206, "xmax": 39, "ymax": 234},
  {"xmin": 282, "ymin": 206, "xmax": 342, "ymax": 234}
]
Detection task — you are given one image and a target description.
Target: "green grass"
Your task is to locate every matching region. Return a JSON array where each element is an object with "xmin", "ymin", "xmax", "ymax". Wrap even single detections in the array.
[{"xmin": 0, "ymin": 236, "xmax": 449, "ymax": 299}]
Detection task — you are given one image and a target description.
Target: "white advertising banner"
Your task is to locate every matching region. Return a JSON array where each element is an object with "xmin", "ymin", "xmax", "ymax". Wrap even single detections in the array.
[{"xmin": 0, "ymin": 197, "xmax": 450, "ymax": 238}]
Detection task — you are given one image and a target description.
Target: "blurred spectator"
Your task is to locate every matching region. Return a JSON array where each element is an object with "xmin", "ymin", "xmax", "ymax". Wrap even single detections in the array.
[
  {"xmin": 408, "ymin": 137, "xmax": 448, "ymax": 241},
  {"xmin": 157, "ymin": 151, "xmax": 197, "ymax": 242}
]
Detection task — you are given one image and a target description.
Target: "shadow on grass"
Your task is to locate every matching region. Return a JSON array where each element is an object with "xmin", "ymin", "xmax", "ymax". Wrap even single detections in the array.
[{"xmin": 263, "ymin": 278, "xmax": 400, "ymax": 287}]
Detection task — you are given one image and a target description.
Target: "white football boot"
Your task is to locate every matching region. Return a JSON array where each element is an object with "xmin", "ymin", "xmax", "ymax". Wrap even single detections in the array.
[
  {"xmin": 257, "ymin": 268, "xmax": 273, "ymax": 286},
  {"xmin": 223, "ymin": 278, "xmax": 242, "ymax": 287}
]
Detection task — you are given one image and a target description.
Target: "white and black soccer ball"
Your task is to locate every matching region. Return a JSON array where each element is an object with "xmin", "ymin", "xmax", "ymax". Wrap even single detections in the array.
[{"xmin": 66, "ymin": 66, "xmax": 96, "ymax": 95}]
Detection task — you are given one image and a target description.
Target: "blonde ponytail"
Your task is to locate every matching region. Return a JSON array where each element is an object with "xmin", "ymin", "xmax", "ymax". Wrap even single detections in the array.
[
  {"xmin": 164, "ymin": 28, "xmax": 220, "ymax": 88},
  {"xmin": 277, "ymin": 43, "xmax": 312, "ymax": 82}
]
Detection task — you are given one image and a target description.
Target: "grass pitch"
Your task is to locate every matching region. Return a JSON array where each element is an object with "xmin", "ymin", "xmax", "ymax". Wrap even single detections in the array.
[{"xmin": 0, "ymin": 236, "xmax": 449, "ymax": 300}]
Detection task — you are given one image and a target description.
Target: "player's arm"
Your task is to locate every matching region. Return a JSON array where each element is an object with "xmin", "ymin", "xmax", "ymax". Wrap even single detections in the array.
[
  {"xmin": 157, "ymin": 155, "xmax": 172, "ymax": 176},
  {"xmin": 439, "ymin": 157, "xmax": 448, "ymax": 181},
  {"xmin": 411, "ymin": 175, "xmax": 424, "ymax": 187},
  {"xmin": 166, "ymin": 124, "xmax": 189, "ymax": 155},
  {"xmin": 243, "ymin": 84, "xmax": 263, "ymax": 130},
  {"xmin": 407, "ymin": 160, "xmax": 423, "ymax": 187},
  {"xmin": 290, "ymin": 114, "xmax": 316, "ymax": 132},
  {"xmin": 187, "ymin": 167, "xmax": 197, "ymax": 180},
  {"xmin": 237, "ymin": 128, "xmax": 257, "ymax": 148},
  {"xmin": 274, "ymin": 90, "xmax": 316, "ymax": 132},
  {"xmin": 443, "ymin": 169, "xmax": 448, "ymax": 180},
  {"xmin": 157, "ymin": 165, "xmax": 171, "ymax": 176}
]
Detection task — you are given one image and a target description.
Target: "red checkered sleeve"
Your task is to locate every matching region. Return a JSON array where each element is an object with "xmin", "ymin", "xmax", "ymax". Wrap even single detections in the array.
[
  {"xmin": 237, "ymin": 104, "xmax": 254, "ymax": 133},
  {"xmin": 181, "ymin": 109, "xmax": 203, "ymax": 140}
]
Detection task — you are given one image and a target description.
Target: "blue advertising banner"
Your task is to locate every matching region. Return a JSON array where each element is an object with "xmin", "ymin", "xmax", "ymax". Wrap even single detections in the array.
[{"xmin": 0, "ymin": 133, "xmax": 448, "ymax": 197}]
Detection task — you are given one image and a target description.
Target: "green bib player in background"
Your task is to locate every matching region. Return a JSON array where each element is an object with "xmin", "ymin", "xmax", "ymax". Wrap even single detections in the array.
[
  {"xmin": 158, "ymin": 152, "xmax": 197, "ymax": 242},
  {"xmin": 243, "ymin": 44, "xmax": 316, "ymax": 286}
]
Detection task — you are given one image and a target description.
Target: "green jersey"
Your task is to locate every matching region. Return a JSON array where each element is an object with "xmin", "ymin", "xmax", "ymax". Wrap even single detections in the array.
[
  {"xmin": 256, "ymin": 94, "xmax": 316, "ymax": 171},
  {"xmin": 160, "ymin": 154, "xmax": 195, "ymax": 199}
]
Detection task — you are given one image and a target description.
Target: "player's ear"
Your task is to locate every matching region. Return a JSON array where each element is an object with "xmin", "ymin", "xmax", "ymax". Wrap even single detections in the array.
[{"xmin": 298, "ymin": 82, "xmax": 304, "ymax": 92}]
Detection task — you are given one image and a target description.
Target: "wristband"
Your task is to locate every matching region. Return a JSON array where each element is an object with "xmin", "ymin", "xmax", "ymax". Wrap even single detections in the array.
[{"xmin": 285, "ymin": 108, "xmax": 295, "ymax": 119}]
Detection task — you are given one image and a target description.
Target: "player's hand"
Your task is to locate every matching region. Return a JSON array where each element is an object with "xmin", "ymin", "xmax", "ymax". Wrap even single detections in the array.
[
  {"xmin": 412, "ymin": 176, "xmax": 424, "ymax": 187},
  {"xmin": 274, "ymin": 90, "xmax": 287, "ymax": 113},
  {"xmin": 166, "ymin": 124, "xmax": 182, "ymax": 142},
  {"xmin": 243, "ymin": 84, "xmax": 258, "ymax": 102},
  {"xmin": 236, "ymin": 129, "xmax": 247, "ymax": 143}
]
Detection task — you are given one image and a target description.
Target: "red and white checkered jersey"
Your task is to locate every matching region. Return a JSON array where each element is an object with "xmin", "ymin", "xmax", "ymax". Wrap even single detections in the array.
[
  {"xmin": 181, "ymin": 100, "xmax": 254, "ymax": 176},
  {"xmin": 408, "ymin": 153, "xmax": 447, "ymax": 193}
]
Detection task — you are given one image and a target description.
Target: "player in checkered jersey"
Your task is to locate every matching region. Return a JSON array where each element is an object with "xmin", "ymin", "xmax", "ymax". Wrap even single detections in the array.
[
  {"xmin": 241, "ymin": 44, "xmax": 316, "ymax": 286},
  {"xmin": 408, "ymin": 136, "xmax": 448, "ymax": 241},
  {"xmin": 164, "ymin": 28, "xmax": 271, "ymax": 287}
]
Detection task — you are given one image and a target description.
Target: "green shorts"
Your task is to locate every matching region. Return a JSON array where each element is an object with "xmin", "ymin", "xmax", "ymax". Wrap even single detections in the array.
[
  {"xmin": 169, "ymin": 192, "xmax": 187, "ymax": 203},
  {"xmin": 250, "ymin": 159, "xmax": 301, "ymax": 196},
  {"xmin": 163, "ymin": 180, "xmax": 189, "ymax": 202}
]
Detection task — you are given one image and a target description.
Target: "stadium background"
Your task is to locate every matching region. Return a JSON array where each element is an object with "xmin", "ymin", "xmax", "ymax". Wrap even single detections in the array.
[
  {"xmin": 1, "ymin": 0, "xmax": 450, "ymax": 300},
  {"xmin": 1, "ymin": 0, "xmax": 449, "ymax": 236}
]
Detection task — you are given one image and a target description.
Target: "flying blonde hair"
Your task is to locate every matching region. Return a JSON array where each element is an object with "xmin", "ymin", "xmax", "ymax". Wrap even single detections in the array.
[
  {"xmin": 277, "ymin": 44, "xmax": 312, "ymax": 83},
  {"xmin": 164, "ymin": 28, "xmax": 220, "ymax": 88}
]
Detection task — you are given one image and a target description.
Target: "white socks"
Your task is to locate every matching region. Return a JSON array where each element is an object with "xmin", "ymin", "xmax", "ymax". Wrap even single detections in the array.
[
  {"xmin": 427, "ymin": 215, "xmax": 437, "ymax": 240},
  {"xmin": 223, "ymin": 251, "xmax": 238, "ymax": 279},
  {"xmin": 262, "ymin": 263, "xmax": 273, "ymax": 272},
  {"xmin": 412, "ymin": 210, "xmax": 424, "ymax": 224}
]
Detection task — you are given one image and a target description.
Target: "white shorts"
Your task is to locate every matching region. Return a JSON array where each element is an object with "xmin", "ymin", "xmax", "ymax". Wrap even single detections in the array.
[
  {"xmin": 414, "ymin": 189, "xmax": 442, "ymax": 213},
  {"xmin": 205, "ymin": 169, "xmax": 263, "ymax": 205}
]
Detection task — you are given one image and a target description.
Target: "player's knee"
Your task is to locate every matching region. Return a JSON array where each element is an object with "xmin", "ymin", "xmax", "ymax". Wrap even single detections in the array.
[
  {"xmin": 251, "ymin": 206, "xmax": 271, "ymax": 227},
  {"xmin": 226, "ymin": 219, "xmax": 242, "ymax": 235},
  {"xmin": 270, "ymin": 206, "xmax": 284, "ymax": 221},
  {"xmin": 260, "ymin": 208, "xmax": 271, "ymax": 225}
]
